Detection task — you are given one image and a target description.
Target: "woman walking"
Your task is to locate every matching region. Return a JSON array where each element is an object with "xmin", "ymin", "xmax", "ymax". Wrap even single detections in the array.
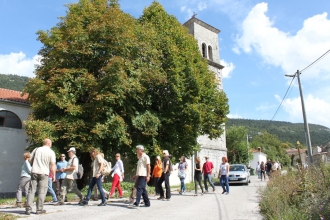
[
  {"xmin": 16, "ymin": 152, "xmax": 32, "ymax": 208},
  {"xmin": 81, "ymin": 148, "xmax": 107, "ymax": 206},
  {"xmin": 219, "ymin": 157, "xmax": 230, "ymax": 195},
  {"xmin": 152, "ymin": 156, "xmax": 162, "ymax": 196},
  {"xmin": 178, "ymin": 156, "xmax": 188, "ymax": 195},
  {"xmin": 194, "ymin": 157, "xmax": 204, "ymax": 196},
  {"xmin": 109, "ymin": 153, "xmax": 124, "ymax": 198},
  {"xmin": 260, "ymin": 161, "xmax": 266, "ymax": 181}
]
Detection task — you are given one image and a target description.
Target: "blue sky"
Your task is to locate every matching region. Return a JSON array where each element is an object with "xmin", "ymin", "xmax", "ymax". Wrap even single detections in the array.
[{"xmin": 1, "ymin": 0, "xmax": 330, "ymax": 128}]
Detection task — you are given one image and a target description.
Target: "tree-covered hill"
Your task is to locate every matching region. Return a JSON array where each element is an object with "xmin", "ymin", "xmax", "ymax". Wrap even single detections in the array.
[
  {"xmin": 227, "ymin": 118, "xmax": 330, "ymax": 147},
  {"xmin": 0, "ymin": 73, "xmax": 30, "ymax": 91}
]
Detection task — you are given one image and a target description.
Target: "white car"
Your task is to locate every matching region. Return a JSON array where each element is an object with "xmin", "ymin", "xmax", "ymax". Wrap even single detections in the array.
[{"xmin": 228, "ymin": 164, "xmax": 251, "ymax": 185}]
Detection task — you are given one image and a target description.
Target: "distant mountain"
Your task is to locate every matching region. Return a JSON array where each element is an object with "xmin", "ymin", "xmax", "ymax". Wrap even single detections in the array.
[
  {"xmin": 227, "ymin": 118, "xmax": 330, "ymax": 147},
  {"xmin": 0, "ymin": 73, "xmax": 30, "ymax": 92}
]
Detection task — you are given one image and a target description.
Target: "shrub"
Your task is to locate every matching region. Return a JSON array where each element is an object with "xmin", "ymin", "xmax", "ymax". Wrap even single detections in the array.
[{"xmin": 259, "ymin": 163, "xmax": 330, "ymax": 220}]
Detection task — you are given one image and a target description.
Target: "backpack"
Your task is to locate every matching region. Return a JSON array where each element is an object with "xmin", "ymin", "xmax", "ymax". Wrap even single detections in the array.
[
  {"xmin": 73, "ymin": 157, "xmax": 84, "ymax": 179},
  {"xmin": 101, "ymin": 159, "xmax": 112, "ymax": 176}
]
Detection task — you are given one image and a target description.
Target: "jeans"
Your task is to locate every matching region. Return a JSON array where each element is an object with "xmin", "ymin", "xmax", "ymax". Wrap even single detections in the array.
[
  {"xmin": 257, "ymin": 171, "xmax": 261, "ymax": 179},
  {"xmin": 194, "ymin": 173, "xmax": 203, "ymax": 194},
  {"xmin": 203, "ymin": 173, "xmax": 215, "ymax": 191},
  {"xmin": 261, "ymin": 171, "xmax": 266, "ymax": 180},
  {"xmin": 26, "ymin": 173, "xmax": 48, "ymax": 211},
  {"xmin": 47, "ymin": 178, "xmax": 57, "ymax": 202},
  {"xmin": 85, "ymin": 176, "xmax": 106, "ymax": 203},
  {"xmin": 158, "ymin": 172, "xmax": 171, "ymax": 199},
  {"xmin": 135, "ymin": 176, "xmax": 150, "ymax": 206},
  {"xmin": 59, "ymin": 179, "xmax": 83, "ymax": 202},
  {"xmin": 110, "ymin": 174, "xmax": 123, "ymax": 197},
  {"xmin": 220, "ymin": 175, "xmax": 229, "ymax": 193},
  {"xmin": 16, "ymin": 176, "xmax": 31, "ymax": 202},
  {"xmin": 180, "ymin": 178, "xmax": 186, "ymax": 192}
]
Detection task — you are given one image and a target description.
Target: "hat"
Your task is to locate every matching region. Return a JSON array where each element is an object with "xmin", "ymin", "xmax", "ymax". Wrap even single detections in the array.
[
  {"xmin": 136, "ymin": 145, "xmax": 144, "ymax": 151},
  {"xmin": 67, "ymin": 147, "xmax": 76, "ymax": 152},
  {"xmin": 205, "ymin": 156, "xmax": 209, "ymax": 159},
  {"xmin": 162, "ymin": 150, "xmax": 169, "ymax": 156}
]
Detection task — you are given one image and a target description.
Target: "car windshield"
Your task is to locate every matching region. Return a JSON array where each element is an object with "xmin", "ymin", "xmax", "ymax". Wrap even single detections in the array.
[{"xmin": 230, "ymin": 165, "xmax": 245, "ymax": 172}]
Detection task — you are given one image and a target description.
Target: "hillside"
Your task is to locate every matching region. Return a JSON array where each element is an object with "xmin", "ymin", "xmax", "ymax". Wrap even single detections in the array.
[
  {"xmin": 0, "ymin": 73, "xmax": 30, "ymax": 91},
  {"xmin": 227, "ymin": 118, "xmax": 330, "ymax": 147}
]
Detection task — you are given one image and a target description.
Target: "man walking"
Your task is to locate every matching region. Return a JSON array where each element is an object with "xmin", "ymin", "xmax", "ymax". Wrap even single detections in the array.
[
  {"xmin": 202, "ymin": 156, "xmax": 215, "ymax": 193},
  {"xmin": 25, "ymin": 138, "xmax": 56, "ymax": 215},
  {"xmin": 157, "ymin": 150, "xmax": 171, "ymax": 201},
  {"xmin": 55, "ymin": 147, "xmax": 83, "ymax": 205},
  {"xmin": 131, "ymin": 145, "xmax": 151, "ymax": 208},
  {"xmin": 55, "ymin": 154, "xmax": 68, "ymax": 201}
]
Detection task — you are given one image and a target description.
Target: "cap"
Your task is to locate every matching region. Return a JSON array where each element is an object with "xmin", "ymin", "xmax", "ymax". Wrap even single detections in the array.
[
  {"xmin": 162, "ymin": 150, "xmax": 169, "ymax": 156},
  {"xmin": 136, "ymin": 145, "xmax": 144, "ymax": 150},
  {"xmin": 67, "ymin": 147, "xmax": 76, "ymax": 152}
]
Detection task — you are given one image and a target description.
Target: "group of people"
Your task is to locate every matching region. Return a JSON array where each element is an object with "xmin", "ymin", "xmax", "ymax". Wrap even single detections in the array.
[
  {"xmin": 255, "ymin": 159, "xmax": 282, "ymax": 180},
  {"xmin": 15, "ymin": 139, "xmax": 126, "ymax": 214},
  {"xmin": 16, "ymin": 139, "xmax": 231, "ymax": 214}
]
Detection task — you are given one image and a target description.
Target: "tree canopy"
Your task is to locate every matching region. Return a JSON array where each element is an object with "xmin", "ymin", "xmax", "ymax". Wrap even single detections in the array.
[
  {"xmin": 226, "ymin": 126, "xmax": 252, "ymax": 164},
  {"xmin": 23, "ymin": 0, "xmax": 229, "ymax": 165}
]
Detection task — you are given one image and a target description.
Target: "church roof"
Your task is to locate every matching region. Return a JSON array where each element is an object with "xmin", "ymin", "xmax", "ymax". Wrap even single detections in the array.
[
  {"xmin": 183, "ymin": 16, "xmax": 220, "ymax": 34},
  {"xmin": 0, "ymin": 88, "xmax": 29, "ymax": 104}
]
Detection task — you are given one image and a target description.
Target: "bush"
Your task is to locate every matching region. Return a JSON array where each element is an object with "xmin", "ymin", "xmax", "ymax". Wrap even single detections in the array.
[{"xmin": 259, "ymin": 164, "xmax": 330, "ymax": 220}]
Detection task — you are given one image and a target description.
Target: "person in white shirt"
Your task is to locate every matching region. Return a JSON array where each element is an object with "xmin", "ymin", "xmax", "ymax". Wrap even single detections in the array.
[
  {"xmin": 256, "ymin": 161, "xmax": 261, "ymax": 179},
  {"xmin": 218, "ymin": 157, "xmax": 230, "ymax": 195},
  {"xmin": 25, "ymin": 139, "xmax": 56, "ymax": 215},
  {"xmin": 81, "ymin": 148, "xmax": 106, "ymax": 206},
  {"xmin": 109, "ymin": 153, "xmax": 124, "ymax": 198}
]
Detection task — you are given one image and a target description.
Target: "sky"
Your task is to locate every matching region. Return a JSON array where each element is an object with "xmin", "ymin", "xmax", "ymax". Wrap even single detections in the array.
[{"xmin": 1, "ymin": 0, "xmax": 330, "ymax": 129}]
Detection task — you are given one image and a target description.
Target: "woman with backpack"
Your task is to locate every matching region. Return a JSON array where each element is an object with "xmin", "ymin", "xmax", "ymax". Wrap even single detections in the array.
[
  {"xmin": 260, "ymin": 161, "xmax": 266, "ymax": 181},
  {"xmin": 178, "ymin": 156, "xmax": 188, "ymax": 195}
]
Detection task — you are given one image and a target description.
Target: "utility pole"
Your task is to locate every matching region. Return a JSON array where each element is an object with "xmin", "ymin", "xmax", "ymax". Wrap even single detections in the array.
[{"xmin": 285, "ymin": 70, "xmax": 313, "ymax": 164}]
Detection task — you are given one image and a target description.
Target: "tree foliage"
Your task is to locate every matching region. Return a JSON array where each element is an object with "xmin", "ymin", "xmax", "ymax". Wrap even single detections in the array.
[
  {"xmin": 0, "ymin": 73, "xmax": 29, "ymax": 91},
  {"xmin": 23, "ymin": 0, "xmax": 229, "ymax": 168},
  {"xmin": 226, "ymin": 126, "xmax": 252, "ymax": 164},
  {"xmin": 227, "ymin": 118, "xmax": 330, "ymax": 147}
]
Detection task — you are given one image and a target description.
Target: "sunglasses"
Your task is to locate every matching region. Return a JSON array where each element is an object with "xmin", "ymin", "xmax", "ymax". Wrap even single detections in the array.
[
  {"xmin": 116, "ymin": 156, "xmax": 120, "ymax": 157},
  {"xmin": 61, "ymin": 156, "xmax": 65, "ymax": 157}
]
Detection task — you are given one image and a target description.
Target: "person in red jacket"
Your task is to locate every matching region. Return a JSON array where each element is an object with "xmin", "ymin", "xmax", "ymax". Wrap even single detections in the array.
[{"xmin": 202, "ymin": 156, "xmax": 215, "ymax": 193}]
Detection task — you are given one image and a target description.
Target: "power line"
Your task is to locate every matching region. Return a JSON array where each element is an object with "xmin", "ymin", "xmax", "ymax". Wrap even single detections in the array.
[
  {"xmin": 270, "ymin": 48, "xmax": 330, "ymax": 121},
  {"xmin": 270, "ymin": 75, "xmax": 295, "ymax": 121},
  {"xmin": 301, "ymin": 49, "xmax": 330, "ymax": 73}
]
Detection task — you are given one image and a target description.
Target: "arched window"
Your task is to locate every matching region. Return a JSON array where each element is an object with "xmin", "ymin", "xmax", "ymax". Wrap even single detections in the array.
[
  {"xmin": 0, "ymin": 110, "xmax": 22, "ymax": 129},
  {"xmin": 202, "ymin": 43, "xmax": 207, "ymax": 58},
  {"xmin": 208, "ymin": 45, "xmax": 213, "ymax": 61}
]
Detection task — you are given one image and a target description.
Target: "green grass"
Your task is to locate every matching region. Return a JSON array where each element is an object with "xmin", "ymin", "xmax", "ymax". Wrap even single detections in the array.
[{"xmin": 0, "ymin": 213, "xmax": 18, "ymax": 220}]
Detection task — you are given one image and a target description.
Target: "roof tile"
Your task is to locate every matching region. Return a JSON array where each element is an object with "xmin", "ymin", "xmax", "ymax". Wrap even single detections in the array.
[{"xmin": 0, "ymin": 88, "xmax": 29, "ymax": 104}]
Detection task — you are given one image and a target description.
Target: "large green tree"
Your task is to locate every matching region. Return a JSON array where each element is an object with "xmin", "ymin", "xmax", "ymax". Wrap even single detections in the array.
[
  {"xmin": 226, "ymin": 126, "xmax": 251, "ymax": 164},
  {"xmin": 23, "ymin": 0, "xmax": 229, "ymax": 176}
]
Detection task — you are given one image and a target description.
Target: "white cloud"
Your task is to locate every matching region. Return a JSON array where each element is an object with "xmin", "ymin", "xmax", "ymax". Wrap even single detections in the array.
[
  {"xmin": 197, "ymin": 2, "xmax": 207, "ymax": 11},
  {"xmin": 0, "ymin": 52, "xmax": 39, "ymax": 77},
  {"xmin": 234, "ymin": 3, "xmax": 330, "ymax": 79},
  {"xmin": 220, "ymin": 59, "xmax": 235, "ymax": 78},
  {"xmin": 278, "ymin": 94, "xmax": 330, "ymax": 128}
]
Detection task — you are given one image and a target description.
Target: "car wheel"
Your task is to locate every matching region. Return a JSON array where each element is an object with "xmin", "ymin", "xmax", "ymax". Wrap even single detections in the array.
[{"xmin": 245, "ymin": 180, "xmax": 249, "ymax": 185}]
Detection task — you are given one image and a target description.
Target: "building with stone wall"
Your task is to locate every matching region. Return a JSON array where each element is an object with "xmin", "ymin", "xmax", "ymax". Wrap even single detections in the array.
[{"xmin": 183, "ymin": 16, "xmax": 227, "ymax": 178}]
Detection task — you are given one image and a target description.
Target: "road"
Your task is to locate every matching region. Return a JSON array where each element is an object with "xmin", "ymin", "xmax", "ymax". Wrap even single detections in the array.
[{"xmin": 0, "ymin": 175, "xmax": 266, "ymax": 220}]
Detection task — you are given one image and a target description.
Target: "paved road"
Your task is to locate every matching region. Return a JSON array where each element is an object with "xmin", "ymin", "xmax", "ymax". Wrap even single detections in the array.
[{"xmin": 0, "ymin": 175, "xmax": 266, "ymax": 220}]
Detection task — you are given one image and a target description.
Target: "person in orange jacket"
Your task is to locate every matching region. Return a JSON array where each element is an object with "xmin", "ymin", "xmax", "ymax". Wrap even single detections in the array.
[{"xmin": 152, "ymin": 156, "xmax": 162, "ymax": 195}]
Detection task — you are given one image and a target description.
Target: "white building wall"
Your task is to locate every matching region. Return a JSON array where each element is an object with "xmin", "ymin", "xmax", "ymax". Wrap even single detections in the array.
[
  {"xmin": 0, "ymin": 101, "xmax": 30, "ymax": 196},
  {"xmin": 250, "ymin": 152, "xmax": 267, "ymax": 171}
]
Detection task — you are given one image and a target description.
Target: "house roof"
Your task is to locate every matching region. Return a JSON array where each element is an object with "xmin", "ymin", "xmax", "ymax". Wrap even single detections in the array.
[{"xmin": 0, "ymin": 88, "xmax": 29, "ymax": 104}]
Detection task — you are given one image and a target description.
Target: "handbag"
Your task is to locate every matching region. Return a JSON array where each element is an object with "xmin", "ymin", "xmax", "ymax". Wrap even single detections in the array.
[{"xmin": 178, "ymin": 170, "xmax": 186, "ymax": 178}]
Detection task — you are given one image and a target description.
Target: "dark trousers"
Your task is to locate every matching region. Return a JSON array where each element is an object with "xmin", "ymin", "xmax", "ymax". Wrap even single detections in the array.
[
  {"xmin": 135, "ymin": 176, "xmax": 150, "ymax": 206},
  {"xmin": 56, "ymin": 179, "xmax": 67, "ymax": 201},
  {"xmin": 194, "ymin": 173, "xmax": 204, "ymax": 194},
  {"xmin": 85, "ymin": 176, "xmax": 106, "ymax": 203},
  {"xmin": 158, "ymin": 172, "xmax": 171, "ymax": 199},
  {"xmin": 153, "ymin": 177, "xmax": 160, "ymax": 194}
]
